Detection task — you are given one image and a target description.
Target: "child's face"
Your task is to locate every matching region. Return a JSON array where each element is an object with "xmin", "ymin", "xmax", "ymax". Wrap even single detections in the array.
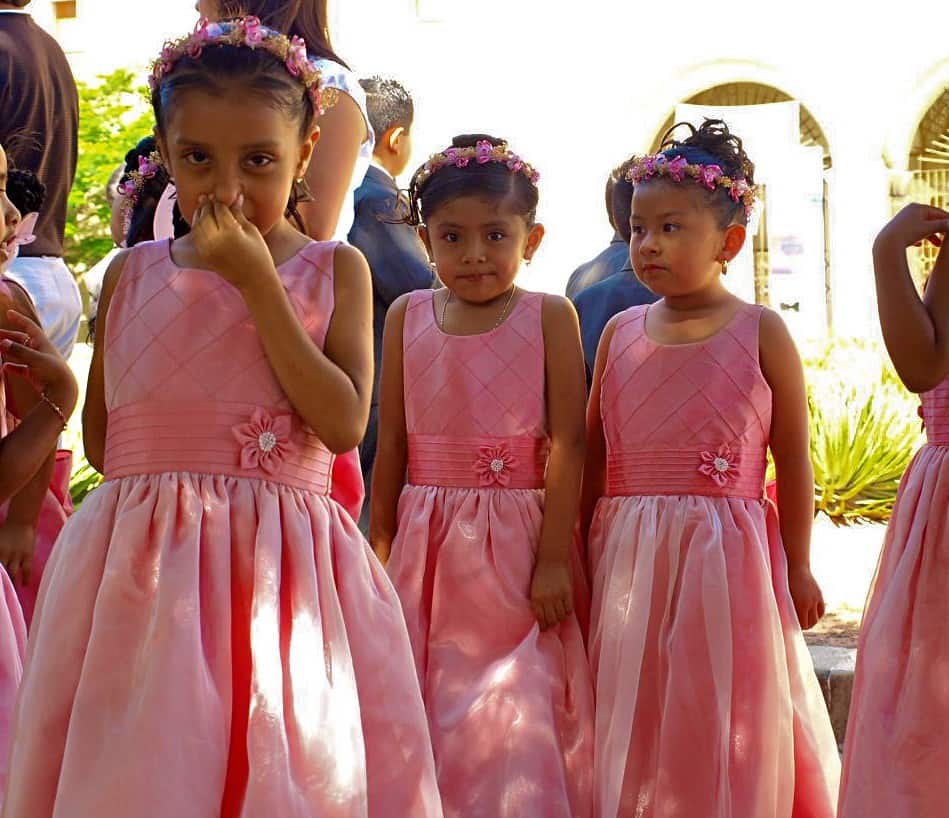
[
  {"xmin": 421, "ymin": 194, "xmax": 543, "ymax": 304},
  {"xmin": 158, "ymin": 89, "xmax": 318, "ymax": 240},
  {"xmin": 629, "ymin": 181, "xmax": 742, "ymax": 296},
  {"xmin": 0, "ymin": 147, "xmax": 22, "ymax": 266}
]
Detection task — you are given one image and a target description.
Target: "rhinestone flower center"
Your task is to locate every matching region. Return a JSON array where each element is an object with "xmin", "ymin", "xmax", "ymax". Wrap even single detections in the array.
[{"xmin": 258, "ymin": 431, "xmax": 278, "ymax": 453}]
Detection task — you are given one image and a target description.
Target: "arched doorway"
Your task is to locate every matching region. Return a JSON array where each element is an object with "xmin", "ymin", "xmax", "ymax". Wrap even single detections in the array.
[
  {"xmin": 900, "ymin": 87, "xmax": 948, "ymax": 283},
  {"xmin": 651, "ymin": 83, "xmax": 833, "ymax": 333}
]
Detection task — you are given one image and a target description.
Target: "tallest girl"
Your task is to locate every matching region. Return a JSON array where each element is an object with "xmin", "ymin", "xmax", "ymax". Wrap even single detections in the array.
[{"xmin": 2, "ymin": 18, "xmax": 440, "ymax": 818}]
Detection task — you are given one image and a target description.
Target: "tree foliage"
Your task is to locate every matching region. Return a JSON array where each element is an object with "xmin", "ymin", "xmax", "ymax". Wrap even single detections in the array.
[{"xmin": 66, "ymin": 70, "xmax": 153, "ymax": 275}]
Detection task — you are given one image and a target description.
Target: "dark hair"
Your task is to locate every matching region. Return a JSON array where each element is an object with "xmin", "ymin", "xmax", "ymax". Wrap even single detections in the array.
[
  {"xmin": 650, "ymin": 118, "xmax": 756, "ymax": 228},
  {"xmin": 405, "ymin": 134, "xmax": 539, "ymax": 227},
  {"xmin": 119, "ymin": 136, "xmax": 189, "ymax": 247},
  {"xmin": 604, "ymin": 173, "xmax": 619, "ymax": 233},
  {"xmin": 359, "ymin": 76, "xmax": 414, "ymax": 142},
  {"xmin": 6, "ymin": 168, "xmax": 45, "ymax": 216},
  {"xmin": 219, "ymin": 0, "xmax": 347, "ymax": 67},
  {"xmin": 611, "ymin": 156, "xmax": 636, "ymax": 243},
  {"xmin": 150, "ymin": 43, "xmax": 314, "ymax": 231}
]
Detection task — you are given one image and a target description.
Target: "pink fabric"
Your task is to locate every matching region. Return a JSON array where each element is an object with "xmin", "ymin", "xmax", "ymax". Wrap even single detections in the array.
[
  {"xmin": 838, "ymin": 377, "xmax": 949, "ymax": 817},
  {"xmin": 588, "ymin": 304, "xmax": 840, "ymax": 818},
  {"xmin": 2, "ymin": 240, "xmax": 441, "ymax": 818},
  {"xmin": 386, "ymin": 289, "xmax": 594, "ymax": 818},
  {"xmin": 0, "ymin": 449, "xmax": 71, "ymax": 627}
]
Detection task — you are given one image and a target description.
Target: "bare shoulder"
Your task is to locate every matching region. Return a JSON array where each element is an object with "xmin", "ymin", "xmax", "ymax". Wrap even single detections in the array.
[{"xmin": 540, "ymin": 292, "xmax": 579, "ymax": 325}]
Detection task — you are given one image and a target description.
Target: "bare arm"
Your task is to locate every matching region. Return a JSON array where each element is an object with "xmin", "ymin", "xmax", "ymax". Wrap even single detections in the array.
[
  {"xmin": 298, "ymin": 93, "xmax": 367, "ymax": 241},
  {"xmin": 82, "ymin": 250, "xmax": 130, "ymax": 472},
  {"xmin": 0, "ymin": 311, "xmax": 77, "ymax": 502},
  {"xmin": 243, "ymin": 244, "xmax": 373, "ymax": 453},
  {"xmin": 0, "ymin": 286, "xmax": 56, "ymax": 584},
  {"xmin": 369, "ymin": 294, "xmax": 410, "ymax": 563},
  {"xmin": 759, "ymin": 308, "xmax": 824, "ymax": 630},
  {"xmin": 872, "ymin": 204, "xmax": 949, "ymax": 392},
  {"xmin": 531, "ymin": 295, "xmax": 587, "ymax": 629},
  {"xmin": 579, "ymin": 315, "xmax": 618, "ymax": 539}
]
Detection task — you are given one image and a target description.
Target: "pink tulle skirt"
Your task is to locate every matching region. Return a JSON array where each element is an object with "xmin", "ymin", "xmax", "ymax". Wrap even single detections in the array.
[
  {"xmin": 839, "ymin": 443, "xmax": 949, "ymax": 817},
  {"xmin": 588, "ymin": 494, "xmax": 840, "ymax": 818},
  {"xmin": 2, "ymin": 472, "xmax": 441, "ymax": 818},
  {"xmin": 387, "ymin": 485, "xmax": 595, "ymax": 818}
]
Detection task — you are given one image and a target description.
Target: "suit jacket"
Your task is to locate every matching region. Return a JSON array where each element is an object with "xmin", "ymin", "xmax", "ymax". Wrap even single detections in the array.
[
  {"xmin": 564, "ymin": 233, "xmax": 630, "ymax": 299},
  {"xmin": 348, "ymin": 165, "xmax": 434, "ymax": 404},
  {"xmin": 573, "ymin": 266, "xmax": 659, "ymax": 385},
  {"xmin": 348, "ymin": 165, "xmax": 434, "ymax": 490}
]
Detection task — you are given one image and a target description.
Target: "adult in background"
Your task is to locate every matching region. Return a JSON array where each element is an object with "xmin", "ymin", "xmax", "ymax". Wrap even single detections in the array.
[
  {"xmin": 574, "ymin": 158, "xmax": 658, "ymax": 384},
  {"xmin": 0, "ymin": 0, "xmax": 81, "ymax": 359},
  {"xmin": 349, "ymin": 76, "xmax": 433, "ymax": 530},
  {"xmin": 564, "ymin": 173, "xmax": 630, "ymax": 300}
]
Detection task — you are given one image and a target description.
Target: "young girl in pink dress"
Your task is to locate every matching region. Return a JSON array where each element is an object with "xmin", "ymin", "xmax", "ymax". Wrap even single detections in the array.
[
  {"xmin": 583, "ymin": 120, "xmax": 840, "ymax": 818},
  {"xmin": 838, "ymin": 204, "xmax": 949, "ymax": 817},
  {"xmin": 0, "ymin": 140, "xmax": 78, "ymax": 807},
  {"xmin": 371, "ymin": 134, "xmax": 594, "ymax": 818},
  {"xmin": 2, "ymin": 20, "xmax": 440, "ymax": 818},
  {"xmin": 1, "ymin": 167, "xmax": 72, "ymax": 626}
]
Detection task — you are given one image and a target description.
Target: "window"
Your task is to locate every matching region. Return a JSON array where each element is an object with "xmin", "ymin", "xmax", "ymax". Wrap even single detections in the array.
[{"xmin": 53, "ymin": 1, "xmax": 78, "ymax": 21}]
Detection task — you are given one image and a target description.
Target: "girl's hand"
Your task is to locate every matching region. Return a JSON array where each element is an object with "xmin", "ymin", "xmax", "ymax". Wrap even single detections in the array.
[
  {"xmin": 788, "ymin": 564, "xmax": 825, "ymax": 630},
  {"xmin": 0, "ymin": 521, "xmax": 35, "ymax": 586},
  {"xmin": 875, "ymin": 204, "xmax": 949, "ymax": 252},
  {"xmin": 530, "ymin": 557, "xmax": 573, "ymax": 631},
  {"xmin": 190, "ymin": 194, "xmax": 277, "ymax": 292},
  {"xmin": 0, "ymin": 311, "xmax": 77, "ymax": 417}
]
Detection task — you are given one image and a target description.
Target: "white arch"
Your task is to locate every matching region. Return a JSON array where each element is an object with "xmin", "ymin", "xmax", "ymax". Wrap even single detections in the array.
[
  {"xmin": 884, "ymin": 58, "xmax": 949, "ymax": 170},
  {"xmin": 641, "ymin": 59, "xmax": 835, "ymax": 161}
]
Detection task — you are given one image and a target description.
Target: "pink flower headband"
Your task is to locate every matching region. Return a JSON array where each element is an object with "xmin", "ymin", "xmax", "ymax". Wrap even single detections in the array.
[
  {"xmin": 416, "ymin": 140, "xmax": 541, "ymax": 187},
  {"xmin": 149, "ymin": 16, "xmax": 338, "ymax": 116},
  {"xmin": 625, "ymin": 153, "xmax": 757, "ymax": 216},
  {"xmin": 0, "ymin": 212, "xmax": 38, "ymax": 273},
  {"xmin": 116, "ymin": 151, "xmax": 164, "ymax": 240}
]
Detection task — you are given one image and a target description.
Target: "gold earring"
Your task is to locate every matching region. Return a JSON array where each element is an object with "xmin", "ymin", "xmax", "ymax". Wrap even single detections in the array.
[{"xmin": 721, "ymin": 258, "xmax": 729, "ymax": 275}]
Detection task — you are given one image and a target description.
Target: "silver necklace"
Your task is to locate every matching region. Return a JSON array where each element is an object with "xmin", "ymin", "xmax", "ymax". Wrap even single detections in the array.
[{"xmin": 440, "ymin": 285, "xmax": 518, "ymax": 332}]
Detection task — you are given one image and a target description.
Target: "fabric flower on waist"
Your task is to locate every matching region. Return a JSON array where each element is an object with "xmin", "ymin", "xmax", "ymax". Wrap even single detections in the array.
[
  {"xmin": 698, "ymin": 444, "xmax": 740, "ymax": 487},
  {"xmin": 232, "ymin": 408, "xmax": 297, "ymax": 475},
  {"xmin": 475, "ymin": 444, "xmax": 518, "ymax": 488}
]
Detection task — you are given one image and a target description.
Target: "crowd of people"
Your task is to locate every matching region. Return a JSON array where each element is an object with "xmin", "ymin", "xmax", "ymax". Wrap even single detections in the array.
[{"xmin": 0, "ymin": 1, "xmax": 947, "ymax": 816}]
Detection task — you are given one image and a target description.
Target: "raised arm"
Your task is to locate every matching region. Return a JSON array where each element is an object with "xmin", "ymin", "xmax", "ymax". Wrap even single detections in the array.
[{"xmin": 872, "ymin": 204, "xmax": 949, "ymax": 392}]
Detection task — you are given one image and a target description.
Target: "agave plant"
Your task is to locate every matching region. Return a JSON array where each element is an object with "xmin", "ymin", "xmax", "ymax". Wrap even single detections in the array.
[
  {"xmin": 802, "ymin": 338, "xmax": 924, "ymax": 525},
  {"xmin": 69, "ymin": 456, "xmax": 103, "ymax": 508}
]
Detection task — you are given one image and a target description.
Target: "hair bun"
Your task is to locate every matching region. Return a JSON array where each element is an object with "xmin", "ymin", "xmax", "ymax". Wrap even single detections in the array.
[{"xmin": 451, "ymin": 133, "xmax": 505, "ymax": 150}]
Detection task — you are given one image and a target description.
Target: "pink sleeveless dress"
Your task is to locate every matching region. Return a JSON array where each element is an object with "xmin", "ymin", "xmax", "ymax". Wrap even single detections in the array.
[
  {"xmin": 588, "ymin": 304, "xmax": 839, "ymax": 818},
  {"xmin": 2, "ymin": 241, "xmax": 441, "ymax": 818},
  {"xmin": 839, "ymin": 377, "xmax": 949, "ymax": 817},
  {"xmin": 0, "ymin": 281, "xmax": 29, "ymax": 809},
  {"xmin": 386, "ymin": 289, "xmax": 594, "ymax": 818}
]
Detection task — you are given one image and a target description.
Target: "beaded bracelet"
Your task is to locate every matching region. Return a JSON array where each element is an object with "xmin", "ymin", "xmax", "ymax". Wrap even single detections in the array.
[{"xmin": 39, "ymin": 391, "xmax": 67, "ymax": 430}]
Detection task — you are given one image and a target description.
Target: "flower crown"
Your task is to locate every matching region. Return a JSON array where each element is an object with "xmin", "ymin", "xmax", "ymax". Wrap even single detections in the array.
[
  {"xmin": 625, "ymin": 153, "xmax": 757, "ymax": 216},
  {"xmin": 416, "ymin": 140, "xmax": 540, "ymax": 187},
  {"xmin": 116, "ymin": 151, "xmax": 164, "ymax": 240},
  {"xmin": 149, "ymin": 16, "xmax": 338, "ymax": 116}
]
